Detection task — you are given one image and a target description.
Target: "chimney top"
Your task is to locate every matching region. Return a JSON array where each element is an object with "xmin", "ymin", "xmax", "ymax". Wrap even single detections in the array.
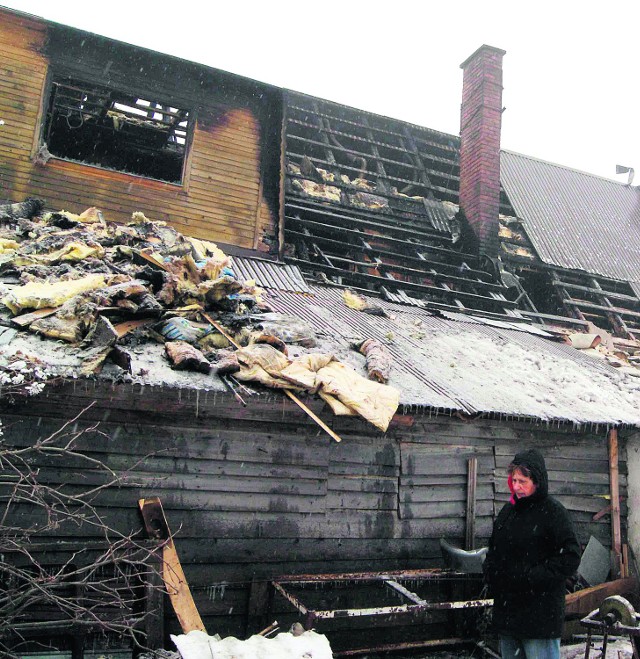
[
  {"xmin": 458, "ymin": 44, "xmax": 506, "ymax": 258},
  {"xmin": 460, "ymin": 44, "xmax": 507, "ymax": 70}
]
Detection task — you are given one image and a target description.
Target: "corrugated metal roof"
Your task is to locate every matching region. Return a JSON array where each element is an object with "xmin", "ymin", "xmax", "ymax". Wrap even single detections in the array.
[
  {"xmin": 266, "ymin": 284, "xmax": 640, "ymax": 425},
  {"xmin": 422, "ymin": 197, "xmax": 455, "ymax": 234},
  {"xmin": 500, "ymin": 150, "xmax": 640, "ymax": 282},
  {"xmin": 439, "ymin": 310, "xmax": 554, "ymax": 337},
  {"xmin": 231, "ymin": 257, "xmax": 311, "ymax": 294}
]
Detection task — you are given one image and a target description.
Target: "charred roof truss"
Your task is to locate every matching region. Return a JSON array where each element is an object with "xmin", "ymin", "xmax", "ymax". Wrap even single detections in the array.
[{"xmin": 283, "ymin": 92, "xmax": 527, "ymax": 318}]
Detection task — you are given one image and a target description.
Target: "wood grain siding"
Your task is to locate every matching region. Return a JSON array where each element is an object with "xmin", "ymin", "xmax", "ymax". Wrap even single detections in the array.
[
  {"xmin": 190, "ymin": 107, "xmax": 265, "ymax": 245},
  {"xmin": 0, "ymin": 11, "xmax": 47, "ymax": 201},
  {"xmin": 0, "ymin": 381, "xmax": 629, "ymax": 639},
  {"xmin": 0, "ymin": 8, "xmax": 277, "ymax": 252}
]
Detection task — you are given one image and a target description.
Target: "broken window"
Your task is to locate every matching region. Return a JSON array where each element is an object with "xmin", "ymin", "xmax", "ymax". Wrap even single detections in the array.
[{"xmin": 42, "ymin": 76, "xmax": 192, "ymax": 184}]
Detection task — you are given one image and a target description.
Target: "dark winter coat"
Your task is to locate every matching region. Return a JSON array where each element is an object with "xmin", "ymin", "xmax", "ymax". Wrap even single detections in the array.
[{"xmin": 483, "ymin": 448, "xmax": 581, "ymax": 639}]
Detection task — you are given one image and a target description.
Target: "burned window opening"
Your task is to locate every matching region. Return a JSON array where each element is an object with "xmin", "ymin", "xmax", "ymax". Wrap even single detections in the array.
[{"xmin": 42, "ymin": 76, "xmax": 191, "ymax": 184}]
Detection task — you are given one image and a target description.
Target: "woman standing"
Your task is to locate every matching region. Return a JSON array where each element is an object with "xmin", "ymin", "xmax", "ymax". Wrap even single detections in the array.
[{"xmin": 483, "ymin": 448, "xmax": 581, "ymax": 659}]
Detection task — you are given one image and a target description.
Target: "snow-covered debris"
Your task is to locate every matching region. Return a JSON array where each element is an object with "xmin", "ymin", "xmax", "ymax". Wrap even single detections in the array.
[{"xmin": 171, "ymin": 628, "xmax": 333, "ymax": 659}]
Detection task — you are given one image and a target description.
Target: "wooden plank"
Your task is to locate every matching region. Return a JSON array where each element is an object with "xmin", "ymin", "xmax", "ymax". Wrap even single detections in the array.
[
  {"xmin": 565, "ymin": 576, "xmax": 638, "ymax": 617},
  {"xmin": 329, "ymin": 442, "xmax": 400, "ymax": 466},
  {"xmin": 331, "ymin": 462, "xmax": 399, "ymax": 479},
  {"xmin": 609, "ymin": 428, "xmax": 622, "ymax": 578},
  {"xmin": 495, "ymin": 455, "xmax": 613, "ymax": 474},
  {"xmin": 19, "ymin": 465, "xmax": 328, "ymax": 497},
  {"xmin": 4, "ymin": 417, "xmax": 332, "ymax": 466},
  {"xmin": 171, "ymin": 537, "xmax": 447, "ymax": 564},
  {"xmin": 494, "ymin": 443, "xmax": 608, "ymax": 460},
  {"xmin": 400, "ymin": 475, "xmax": 469, "ymax": 487},
  {"xmin": 401, "ymin": 454, "xmax": 494, "ymax": 477},
  {"xmin": 138, "ymin": 497, "xmax": 206, "ymax": 634},
  {"xmin": 246, "ymin": 577, "xmax": 270, "ymax": 636},
  {"xmin": 494, "ymin": 491, "xmax": 625, "ymax": 515},
  {"xmin": 399, "ymin": 484, "xmax": 493, "ymax": 503},
  {"xmin": 329, "ymin": 475, "xmax": 398, "ymax": 494},
  {"xmin": 10, "ymin": 307, "xmax": 57, "ymax": 327},
  {"xmin": 74, "ymin": 487, "xmax": 325, "ymax": 515},
  {"xmin": 326, "ymin": 491, "xmax": 397, "ymax": 511},
  {"xmin": 399, "ymin": 500, "xmax": 494, "ymax": 521},
  {"xmin": 324, "ymin": 511, "xmax": 494, "ymax": 539},
  {"xmin": 11, "ymin": 506, "xmax": 329, "ymax": 540},
  {"xmin": 465, "ymin": 457, "xmax": 478, "ymax": 550},
  {"xmin": 546, "ymin": 471, "xmax": 627, "ymax": 486},
  {"xmin": 495, "ymin": 480, "xmax": 625, "ymax": 498}
]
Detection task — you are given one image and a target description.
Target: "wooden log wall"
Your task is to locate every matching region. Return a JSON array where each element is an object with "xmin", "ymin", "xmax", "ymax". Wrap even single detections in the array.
[
  {"xmin": 0, "ymin": 381, "xmax": 627, "ymax": 644},
  {"xmin": 0, "ymin": 9, "xmax": 279, "ymax": 252}
]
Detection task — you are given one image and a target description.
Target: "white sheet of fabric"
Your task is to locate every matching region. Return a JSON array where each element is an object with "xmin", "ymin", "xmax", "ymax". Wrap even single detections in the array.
[{"xmin": 171, "ymin": 629, "xmax": 333, "ymax": 659}]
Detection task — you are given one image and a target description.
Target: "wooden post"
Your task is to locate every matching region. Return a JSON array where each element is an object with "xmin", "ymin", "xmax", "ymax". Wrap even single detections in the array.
[
  {"xmin": 465, "ymin": 457, "xmax": 478, "ymax": 550},
  {"xmin": 144, "ymin": 546, "xmax": 166, "ymax": 649},
  {"xmin": 608, "ymin": 428, "xmax": 623, "ymax": 578},
  {"xmin": 246, "ymin": 577, "xmax": 270, "ymax": 637}
]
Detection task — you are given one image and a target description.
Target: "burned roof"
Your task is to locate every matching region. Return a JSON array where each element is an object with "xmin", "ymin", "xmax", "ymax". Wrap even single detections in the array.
[
  {"xmin": 282, "ymin": 92, "xmax": 523, "ymax": 319},
  {"xmin": 501, "ymin": 150, "xmax": 640, "ymax": 282},
  {"xmin": 0, "ymin": 200, "xmax": 639, "ymax": 428},
  {"xmin": 498, "ymin": 151, "xmax": 640, "ymax": 341},
  {"xmin": 266, "ymin": 284, "xmax": 640, "ymax": 426}
]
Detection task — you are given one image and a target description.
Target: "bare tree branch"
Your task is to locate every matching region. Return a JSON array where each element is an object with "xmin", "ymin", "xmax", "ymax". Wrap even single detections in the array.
[{"xmin": 0, "ymin": 401, "xmax": 165, "ymax": 658}]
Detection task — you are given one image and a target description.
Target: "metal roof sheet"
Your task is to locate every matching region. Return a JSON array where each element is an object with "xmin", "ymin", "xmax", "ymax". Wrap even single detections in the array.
[
  {"xmin": 266, "ymin": 284, "xmax": 640, "ymax": 425},
  {"xmin": 231, "ymin": 257, "xmax": 311, "ymax": 294},
  {"xmin": 500, "ymin": 150, "xmax": 640, "ymax": 282},
  {"xmin": 422, "ymin": 197, "xmax": 455, "ymax": 234}
]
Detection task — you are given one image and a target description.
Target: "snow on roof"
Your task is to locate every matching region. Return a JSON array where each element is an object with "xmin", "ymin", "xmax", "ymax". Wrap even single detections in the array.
[{"xmin": 267, "ymin": 285, "xmax": 640, "ymax": 426}]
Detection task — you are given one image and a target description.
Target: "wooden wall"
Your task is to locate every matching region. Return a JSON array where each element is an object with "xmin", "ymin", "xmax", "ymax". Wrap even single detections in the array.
[
  {"xmin": 0, "ymin": 9, "xmax": 279, "ymax": 252},
  {"xmin": 1, "ymin": 381, "xmax": 627, "ymax": 646}
]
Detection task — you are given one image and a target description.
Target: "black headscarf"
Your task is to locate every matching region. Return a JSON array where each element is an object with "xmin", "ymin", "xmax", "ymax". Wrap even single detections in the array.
[{"xmin": 511, "ymin": 447, "xmax": 549, "ymax": 500}]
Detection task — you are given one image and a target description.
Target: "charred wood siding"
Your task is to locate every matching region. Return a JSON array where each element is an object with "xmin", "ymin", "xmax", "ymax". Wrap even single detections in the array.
[
  {"xmin": 0, "ymin": 382, "xmax": 627, "ymax": 640},
  {"xmin": 0, "ymin": 9, "xmax": 278, "ymax": 252}
]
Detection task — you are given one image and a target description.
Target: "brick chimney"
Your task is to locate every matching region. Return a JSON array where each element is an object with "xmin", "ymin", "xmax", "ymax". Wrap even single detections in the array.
[{"xmin": 459, "ymin": 45, "xmax": 506, "ymax": 257}]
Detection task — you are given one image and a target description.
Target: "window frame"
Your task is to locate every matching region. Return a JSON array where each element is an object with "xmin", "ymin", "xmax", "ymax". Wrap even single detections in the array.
[{"xmin": 38, "ymin": 71, "xmax": 195, "ymax": 187}]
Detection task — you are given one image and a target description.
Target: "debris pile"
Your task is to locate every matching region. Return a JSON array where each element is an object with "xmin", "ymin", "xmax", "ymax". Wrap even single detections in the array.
[{"xmin": 0, "ymin": 199, "xmax": 399, "ymax": 430}]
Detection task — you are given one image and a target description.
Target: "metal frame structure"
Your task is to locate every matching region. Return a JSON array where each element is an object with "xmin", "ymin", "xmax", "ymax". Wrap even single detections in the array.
[
  {"xmin": 271, "ymin": 568, "xmax": 492, "ymax": 655},
  {"xmin": 581, "ymin": 607, "xmax": 640, "ymax": 659}
]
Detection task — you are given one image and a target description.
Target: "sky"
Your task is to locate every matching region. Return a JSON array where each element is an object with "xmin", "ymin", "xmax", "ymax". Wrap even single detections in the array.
[{"xmin": 2, "ymin": 0, "xmax": 639, "ymax": 182}]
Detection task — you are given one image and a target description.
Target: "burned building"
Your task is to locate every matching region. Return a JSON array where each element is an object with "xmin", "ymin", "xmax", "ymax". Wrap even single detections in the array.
[{"xmin": 1, "ymin": 8, "xmax": 640, "ymax": 657}]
